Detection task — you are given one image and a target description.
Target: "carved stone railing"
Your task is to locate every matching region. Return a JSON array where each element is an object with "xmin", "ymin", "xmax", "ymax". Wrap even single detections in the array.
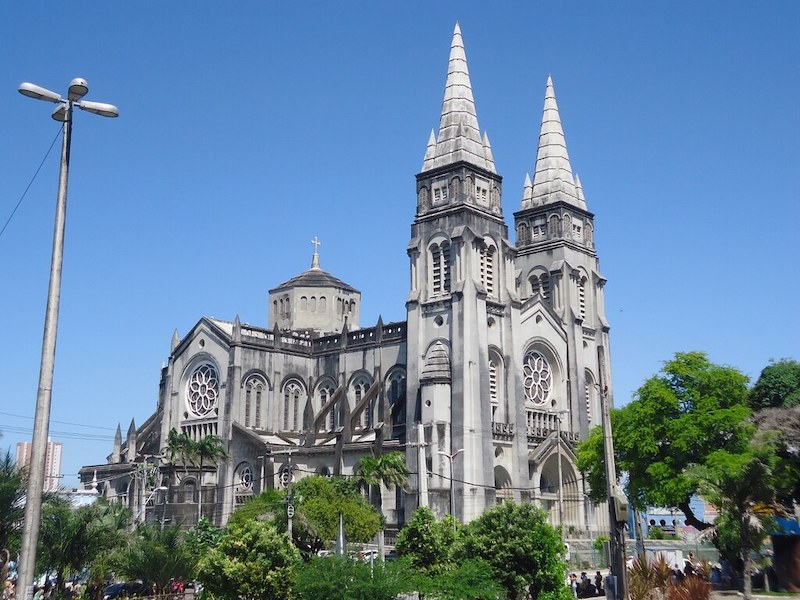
[{"xmin": 491, "ymin": 421, "xmax": 514, "ymax": 440}]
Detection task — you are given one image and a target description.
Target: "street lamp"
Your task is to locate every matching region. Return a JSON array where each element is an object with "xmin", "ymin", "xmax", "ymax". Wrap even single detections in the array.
[
  {"xmin": 17, "ymin": 78, "xmax": 117, "ymax": 599},
  {"xmin": 438, "ymin": 448, "xmax": 464, "ymax": 534}
]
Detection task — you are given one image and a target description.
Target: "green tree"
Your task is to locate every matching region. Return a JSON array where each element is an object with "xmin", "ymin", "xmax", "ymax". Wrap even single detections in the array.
[
  {"xmin": 577, "ymin": 352, "xmax": 752, "ymax": 529},
  {"xmin": 395, "ymin": 506, "xmax": 456, "ymax": 574},
  {"xmin": 748, "ymin": 359, "xmax": 800, "ymax": 410},
  {"xmin": 752, "ymin": 405, "xmax": 800, "ymax": 505},
  {"xmin": 420, "ymin": 558, "xmax": 501, "ymax": 600},
  {"xmin": 457, "ymin": 501, "xmax": 570, "ymax": 600},
  {"xmin": 194, "ymin": 435, "xmax": 227, "ymax": 522},
  {"xmin": 226, "ymin": 488, "xmax": 284, "ymax": 529},
  {"xmin": 294, "ymin": 556, "xmax": 418, "ymax": 600},
  {"xmin": 164, "ymin": 428, "xmax": 196, "ymax": 481},
  {"xmin": 197, "ymin": 519, "xmax": 299, "ymax": 600},
  {"xmin": 290, "ymin": 476, "xmax": 382, "ymax": 556},
  {"xmin": 688, "ymin": 437, "xmax": 786, "ymax": 600},
  {"xmin": 356, "ymin": 451, "xmax": 410, "ymax": 509},
  {"xmin": 108, "ymin": 522, "xmax": 195, "ymax": 591},
  {"xmin": 38, "ymin": 498, "xmax": 104, "ymax": 592},
  {"xmin": 0, "ymin": 451, "xmax": 25, "ymax": 556}
]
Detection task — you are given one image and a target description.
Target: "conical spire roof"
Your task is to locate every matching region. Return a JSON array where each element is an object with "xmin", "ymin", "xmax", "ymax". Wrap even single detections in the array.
[
  {"xmin": 421, "ymin": 24, "xmax": 495, "ymax": 174},
  {"xmin": 525, "ymin": 76, "xmax": 582, "ymax": 208}
]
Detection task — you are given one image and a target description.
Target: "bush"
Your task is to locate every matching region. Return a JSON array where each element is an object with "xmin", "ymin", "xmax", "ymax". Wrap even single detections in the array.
[{"xmin": 294, "ymin": 556, "xmax": 418, "ymax": 600}]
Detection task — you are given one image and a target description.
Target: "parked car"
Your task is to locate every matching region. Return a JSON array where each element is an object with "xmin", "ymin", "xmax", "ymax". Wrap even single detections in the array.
[{"xmin": 103, "ymin": 582, "xmax": 150, "ymax": 600}]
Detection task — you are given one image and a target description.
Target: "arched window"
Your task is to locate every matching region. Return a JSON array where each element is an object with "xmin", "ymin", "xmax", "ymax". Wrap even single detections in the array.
[
  {"xmin": 301, "ymin": 296, "xmax": 308, "ymax": 311},
  {"xmin": 578, "ymin": 276, "xmax": 587, "ymax": 320},
  {"xmin": 549, "ymin": 215, "xmax": 560, "ymax": 238},
  {"xmin": 430, "ymin": 241, "xmax": 451, "ymax": 296},
  {"xmin": 317, "ymin": 382, "xmax": 335, "ymax": 431},
  {"xmin": 479, "ymin": 242, "xmax": 496, "ymax": 297},
  {"xmin": 523, "ymin": 350, "xmax": 552, "ymax": 406},
  {"xmin": 244, "ymin": 375, "xmax": 267, "ymax": 428},
  {"xmin": 387, "ymin": 369, "xmax": 406, "ymax": 426},
  {"xmin": 489, "ymin": 350, "xmax": 506, "ymax": 422},
  {"xmin": 489, "ymin": 358, "xmax": 499, "ymax": 420},
  {"xmin": 351, "ymin": 375, "xmax": 371, "ymax": 429},
  {"xmin": 585, "ymin": 370, "xmax": 596, "ymax": 427},
  {"xmin": 283, "ymin": 381, "xmax": 304, "ymax": 431},
  {"xmin": 320, "ymin": 296, "xmax": 327, "ymax": 311},
  {"xmin": 310, "ymin": 296, "xmax": 317, "ymax": 312},
  {"xmin": 529, "ymin": 272, "xmax": 550, "ymax": 304},
  {"xmin": 517, "ymin": 222, "xmax": 529, "ymax": 244}
]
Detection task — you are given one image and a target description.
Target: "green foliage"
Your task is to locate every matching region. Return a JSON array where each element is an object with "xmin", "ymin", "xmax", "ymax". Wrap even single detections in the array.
[
  {"xmin": 577, "ymin": 352, "xmax": 752, "ymax": 527},
  {"xmin": 227, "ymin": 488, "xmax": 284, "ymax": 528},
  {"xmin": 185, "ymin": 516, "xmax": 223, "ymax": 557},
  {"xmin": 395, "ymin": 506, "xmax": 455, "ymax": 574},
  {"xmin": 108, "ymin": 522, "xmax": 195, "ymax": 590},
  {"xmin": 688, "ymin": 437, "xmax": 784, "ymax": 600},
  {"xmin": 291, "ymin": 476, "xmax": 381, "ymax": 555},
  {"xmin": 457, "ymin": 501, "xmax": 568, "ymax": 600},
  {"xmin": 749, "ymin": 359, "xmax": 800, "ymax": 410},
  {"xmin": 294, "ymin": 556, "xmax": 418, "ymax": 600},
  {"xmin": 357, "ymin": 452, "xmax": 410, "ymax": 494},
  {"xmin": 592, "ymin": 534, "xmax": 610, "ymax": 551},
  {"xmin": 197, "ymin": 519, "xmax": 299, "ymax": 600},
  {"xmin": 420, "ymin": 558, "xmax": 502, "ymax": 600},
  {"xmin": 0, "ymin": 450, "xmax": 25, "ymax": 555}
]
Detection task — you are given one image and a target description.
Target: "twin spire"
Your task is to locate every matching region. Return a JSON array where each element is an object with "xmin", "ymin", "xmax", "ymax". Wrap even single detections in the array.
[
  {"xmin": 423, "ymin": 25, "xmax": 587, "ymax": 211},
  {"xmin": 522, "ymin": 75, "xmax": 586, "ymax": 210},
  {"xmin": 421, "ymin": 23, "xmax": 496, "ymax": 174}
]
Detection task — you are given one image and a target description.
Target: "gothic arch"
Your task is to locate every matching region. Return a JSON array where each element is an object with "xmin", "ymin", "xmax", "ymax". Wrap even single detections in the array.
[
  {"xmin": 280, "ymin": 378, "xmax": 306, "ymax": 432},
  {"xmin": 385, "ymin": 366, "xmax": 407, "ymax": 427},
  {"xmin": 242, "ymin": 373, "xmax": 268, "ymax": 429},
  {"xmin": 348, "ymin": 370, "xmax": 373, "ymax": 429},
  {"xmin": 487, "ymin": 347, "xmax": 507, "ymax": 423},
  {"xmin": 494, "ymin": 465, "xmax": 513, "ymax": 503},
  {"xmin": 314, "ymin": 376, "xmax": 338, "ymax": 431}
]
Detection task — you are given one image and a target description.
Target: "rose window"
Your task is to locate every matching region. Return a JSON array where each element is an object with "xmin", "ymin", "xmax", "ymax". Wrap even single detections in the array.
[
  {"xmin": 238, "ymin": 464, "xmax": 253, "ymax": 491},
  {"xmin": 523, "ymin": 351, "xmax": 552, "ymax": 405},
  {"xmin": 187, "ymin": 363, "xmax": 219, "ymax": 417}
]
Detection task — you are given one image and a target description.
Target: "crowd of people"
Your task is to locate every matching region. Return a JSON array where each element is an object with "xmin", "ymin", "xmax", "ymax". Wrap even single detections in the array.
[{"xmin": 569, "ymin": 570, "xmax": 606, "ymax": 598}]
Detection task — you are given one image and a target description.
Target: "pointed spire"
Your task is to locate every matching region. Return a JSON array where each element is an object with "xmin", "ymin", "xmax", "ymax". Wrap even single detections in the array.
[
  {"xmin": 574, "ymin": 173, "xmax": 587, "ymax": 209},
  {"xmin": 421, "ymin": 24, "xmax": 495, "ymax": 174},
  {"xmin": 529, "ymin": 76, "xmax": 581, "ymax": 207},
  {"xmin": 171, "ymin": 329, "xmax": 180, "ymax": 352},
  {"xmin": 110, "ymin": 424, "xmax": 122, "ymax": 463},
  {"xmin": 233, "ymin": 314, "xmax": 242, "ymax": 343},
  {"xmin": 127, "ymin": 418, "xmax": 136, "ymax": 437},
  {"xmin": 521, "ymin": 173, "xmax": 533, "ymax": 207},
  {"xmin": 421, "ymin": 130, "xmax": 436, "ymax": 169},
  {"xmin": 482, "ymin": 132, "xmax": 495, "ymax": 171}
]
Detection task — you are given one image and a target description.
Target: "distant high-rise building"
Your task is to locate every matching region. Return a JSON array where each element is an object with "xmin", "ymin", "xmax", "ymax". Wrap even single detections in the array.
[{"xmin": 16, "ymin": 439, "xmax": 63, "ymax": 492}]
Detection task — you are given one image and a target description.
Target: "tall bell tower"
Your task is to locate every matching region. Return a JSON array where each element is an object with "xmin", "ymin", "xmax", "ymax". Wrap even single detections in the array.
[
  {"xmin": 514, "ymin": 76, "xmax": 613, "ymax": 439},
  {"xmin": 405, "ymin": 24, "xmax": 518, "ymax": 522}
]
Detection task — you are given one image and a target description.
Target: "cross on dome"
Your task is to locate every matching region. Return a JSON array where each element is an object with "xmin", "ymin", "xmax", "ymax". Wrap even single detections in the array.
[{"xmin": 311, "ymin": 236, "xmax": 321, "ymax": 269}]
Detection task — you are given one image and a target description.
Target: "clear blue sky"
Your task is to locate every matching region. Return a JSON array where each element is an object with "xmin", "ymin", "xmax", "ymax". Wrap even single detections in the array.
[{"xmin": 1, "ymin": 2, "xmax": 798, "ymax": 487}]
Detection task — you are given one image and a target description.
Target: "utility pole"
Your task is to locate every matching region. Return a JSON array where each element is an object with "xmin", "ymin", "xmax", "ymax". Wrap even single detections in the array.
[{"xmin": 598, "ymin": 376, "xmax": 628, "ymax": 600}]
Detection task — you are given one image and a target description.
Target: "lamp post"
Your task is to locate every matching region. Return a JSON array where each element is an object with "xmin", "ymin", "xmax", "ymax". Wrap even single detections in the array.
[
  {"xmin": 17, "ymin": 78, "xmax": 117, "ymax": 599},
  {"xmin": 437, "ymin": 448, "xmax": 464, "ymax": 534}
]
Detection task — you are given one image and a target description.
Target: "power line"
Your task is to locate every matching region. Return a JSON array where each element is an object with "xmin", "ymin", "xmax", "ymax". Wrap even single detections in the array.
[
  {"xmin": 0, "ymin": 410, "xmax": 116, "ymax": 431},
  {"xmin": 0, "ymin": 127, "xmax": 61, "ymax": 241}
]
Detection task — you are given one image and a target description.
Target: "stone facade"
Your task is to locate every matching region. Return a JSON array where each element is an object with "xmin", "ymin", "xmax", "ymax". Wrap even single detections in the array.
[{"xmin": 80, "ymin": 24, "xmax": 613, "ymax": 537}]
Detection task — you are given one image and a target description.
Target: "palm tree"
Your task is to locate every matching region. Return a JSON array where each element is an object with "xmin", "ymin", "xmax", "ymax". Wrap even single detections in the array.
[
  {"xmin": 164, "ymin": 428, "xmax": 196, "ymax": 483},
  {"xmin": 0, "ymin": 451, "xmax": 24, "ymax": 579},
  {"xmin": 690, "ymin": 438, "xmax": 785, "ymax": 600},
  {"xmin": 194, "ymin": 435, "xmax": 227, "ymax": 523},
  {"xmin": 357, "ymin": 451, "xmax": 410, "ymax": 560}
]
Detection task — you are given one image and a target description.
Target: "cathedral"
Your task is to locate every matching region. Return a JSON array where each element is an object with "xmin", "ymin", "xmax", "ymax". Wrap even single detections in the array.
[{"xmin": 81, "ymin": 24, "xmax": 614, "ymax": 537}]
